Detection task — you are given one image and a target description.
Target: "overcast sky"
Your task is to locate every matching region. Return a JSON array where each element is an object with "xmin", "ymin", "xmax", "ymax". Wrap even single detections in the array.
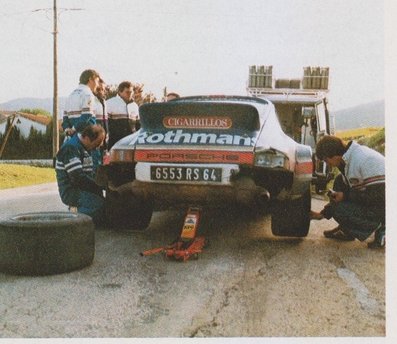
[{"xmin": 0, "ymin": 0, "xmax": 385, "ymax": 111}]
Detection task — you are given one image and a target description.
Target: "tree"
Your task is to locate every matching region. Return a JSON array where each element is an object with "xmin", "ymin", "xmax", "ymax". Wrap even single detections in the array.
[
  {"xmin": 19, "ymin": 108, "xmax": 52, "ymax": 117},
  {"xmin": 0, "ymin": 116, "xmax": 53, "ymax": 159}
]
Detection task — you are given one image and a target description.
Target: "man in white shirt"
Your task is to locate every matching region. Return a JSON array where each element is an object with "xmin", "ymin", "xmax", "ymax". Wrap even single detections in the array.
[
  {"xmin": 310, "ymin": 135, "xmax": 385, "ymax": 248},
  {"xmin": 93, "ymin": 78, "xmax": 108, "ymax": 170},
  {"xmin": 62, "ymin": 69, "xmax": 101, "ymax": 136},
  {"xmin": 94, "ymin": 78, "xmax": 108, "ymax": 135},
  {"xmin": 106, "ymin": 81, "xmax": 140, "ymax": 149}
]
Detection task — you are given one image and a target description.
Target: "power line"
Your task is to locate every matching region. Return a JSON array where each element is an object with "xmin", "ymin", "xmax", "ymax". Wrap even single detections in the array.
[{"xmin": 0, "ymin": 9, "xmax": 34, "ymax": 17}]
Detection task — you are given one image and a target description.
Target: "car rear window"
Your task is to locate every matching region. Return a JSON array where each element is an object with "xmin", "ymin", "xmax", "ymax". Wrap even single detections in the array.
[{"xmin": 139, "ymin": 102, "xmax": 261, "ymax": 132}]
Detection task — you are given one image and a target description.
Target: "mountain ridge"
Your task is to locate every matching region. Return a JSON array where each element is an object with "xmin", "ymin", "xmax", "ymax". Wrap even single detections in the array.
[
  {"xmin": 0, "ymin": 97, "xmax": 385, "ymax": 131},
  {"xmin": 0, "ymin": 97, "xmax": 67, "ymax": 115},
  {"xmin": 331, "ymin": 100, "xmax": 384, "ymax": 130}
]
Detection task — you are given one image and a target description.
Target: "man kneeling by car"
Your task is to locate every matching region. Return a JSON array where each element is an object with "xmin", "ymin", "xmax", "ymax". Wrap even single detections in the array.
[
  {"xmin": 55, "ymin": 124, "xmax": 106, "ymax": 226},
  {"xmin": 310, "ymin": 135, "xmax": 385, "ymax": 248}
]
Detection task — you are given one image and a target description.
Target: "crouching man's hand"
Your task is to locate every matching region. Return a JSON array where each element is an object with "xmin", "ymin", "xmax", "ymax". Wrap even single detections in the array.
[{"xmin": 329, "ymin": 191, "xmax": 344, "ymax": 203}]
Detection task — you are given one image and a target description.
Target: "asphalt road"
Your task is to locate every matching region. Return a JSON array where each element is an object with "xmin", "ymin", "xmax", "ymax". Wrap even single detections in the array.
[{"xmin": 0, "ymin": 183, "xmax": 385, "ymax": 338}]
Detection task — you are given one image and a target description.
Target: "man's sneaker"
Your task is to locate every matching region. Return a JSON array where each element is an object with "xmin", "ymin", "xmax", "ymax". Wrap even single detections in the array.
[
  {"xmin": 323, "ymin": 226, "xmax": 355, "ymax": 241},
  {"xmin": 368, "ymin": 225, "xmax": 385, "ymax": 249}
]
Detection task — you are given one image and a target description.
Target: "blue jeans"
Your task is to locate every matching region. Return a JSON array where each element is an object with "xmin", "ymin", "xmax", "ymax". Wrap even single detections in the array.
[
  {"xmin": 77, "ymin": 190, "xmax": 105, "ymax": 226},
  {"xmin": 332, "ymin": 201, "xmax": 382, "ymax": 241},
  {"xmin": 323, "ymin": 174, "xmax": 384, "ymax": 241}
]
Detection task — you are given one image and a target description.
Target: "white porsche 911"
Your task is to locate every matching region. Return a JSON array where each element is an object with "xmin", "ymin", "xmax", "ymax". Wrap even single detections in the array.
[{"xmin": 98, "ymin": 96, "xmax": 313, "ymax": 237}]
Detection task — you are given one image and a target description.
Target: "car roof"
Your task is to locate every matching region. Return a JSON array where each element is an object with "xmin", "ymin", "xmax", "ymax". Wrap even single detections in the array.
[
  {"xmin": 166, "ymin": 95, "xmax": 271, "ymax": 118},
  {"xmin": 140, "ymin": 95, "xmax": 273, "ymax": 127}
]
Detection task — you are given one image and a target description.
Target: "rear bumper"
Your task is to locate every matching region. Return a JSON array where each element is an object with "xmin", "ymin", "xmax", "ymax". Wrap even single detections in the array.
[
  {"xmin": 109, "ymin": 176, "xmax": 271, "ymax": 209},
  {"xmin": 101, "ymin": 163, "xmax": 311, "ymax": 210}
]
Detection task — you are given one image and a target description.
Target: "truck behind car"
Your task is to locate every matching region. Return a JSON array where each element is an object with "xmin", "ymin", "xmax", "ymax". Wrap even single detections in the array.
[{"xmin": 246, "ymin": 65, "xmax": 334, "ymax": 193}]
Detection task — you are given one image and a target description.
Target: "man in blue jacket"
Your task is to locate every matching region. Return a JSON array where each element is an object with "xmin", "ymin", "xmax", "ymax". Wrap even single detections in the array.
[{"xmin": 55, "ymin": 124, "xmax": 106, "ymax": 226}]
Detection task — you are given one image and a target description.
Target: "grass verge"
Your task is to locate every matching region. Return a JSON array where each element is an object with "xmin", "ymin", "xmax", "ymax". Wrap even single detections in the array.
[
  {"xmin": 0, "ymin": 164, "xmax": 56, "ymax": 190},
  {"xmin": 335, "ymin": 126, "xmax": 382, "ymax": 141},
  {"xmin": 335, "ymin": 127, "xmax": 385, "ymax": 155}
]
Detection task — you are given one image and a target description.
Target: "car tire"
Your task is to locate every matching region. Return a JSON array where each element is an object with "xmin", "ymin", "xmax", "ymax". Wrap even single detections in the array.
[
  {"xmin": 0, "ymin": 212, "xmax": 95, "ymax": 276},
  {"xmin": 105, "ymin": 190, "xmax": 153, "ymax": 230},
  {"xmin": 271, "ymin": 187, "xmax": 311, "ymax": 237}
]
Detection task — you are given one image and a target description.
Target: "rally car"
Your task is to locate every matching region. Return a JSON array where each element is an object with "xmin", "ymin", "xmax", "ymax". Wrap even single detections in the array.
[{"xmin": 97, "ymin": 96, "xmax": 313, "ymax": 237}]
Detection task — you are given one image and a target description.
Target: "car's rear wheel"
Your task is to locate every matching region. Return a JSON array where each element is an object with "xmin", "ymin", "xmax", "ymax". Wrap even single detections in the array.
[
  {"xmin": 271, "ymin": 187, "xmax": 311, "ymax": 237},
  {"xmin": 105, "ymin": 189, "xmax": 153, "ymax": 230}
]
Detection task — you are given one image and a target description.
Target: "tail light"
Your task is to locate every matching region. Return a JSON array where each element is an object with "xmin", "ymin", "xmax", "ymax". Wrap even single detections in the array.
[
  {"xmin": 254, "ymin": 149, "xmax": 289, "ymax": 169},
  {"xmin": 109, "ymin": 149, "xmax": 135, "ymax": 163}
]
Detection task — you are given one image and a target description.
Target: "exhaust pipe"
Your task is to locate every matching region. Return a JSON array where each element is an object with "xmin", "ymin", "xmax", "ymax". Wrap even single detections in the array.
[
  {"xmin": 234, "ymin": 177, "xmax": 271, "ymax": 207},
  {"xmin": 256, "ymin": 189, "xmax": 270, "ymax": 207}
]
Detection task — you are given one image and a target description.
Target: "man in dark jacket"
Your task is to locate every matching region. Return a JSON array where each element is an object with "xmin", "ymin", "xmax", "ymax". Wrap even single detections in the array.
[
  {"xmin": 55, "ymin": 124, "xmax": 106, "ymax": 226},
  {"xmin": 310, "ymin": 135, "xmax": 385, "ymax": 248}
]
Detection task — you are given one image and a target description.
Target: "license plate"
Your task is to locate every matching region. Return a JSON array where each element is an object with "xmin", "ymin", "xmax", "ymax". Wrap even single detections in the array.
[{"xmin": 151, "ymin": 166, "xmax": 222, "ymax": 182}]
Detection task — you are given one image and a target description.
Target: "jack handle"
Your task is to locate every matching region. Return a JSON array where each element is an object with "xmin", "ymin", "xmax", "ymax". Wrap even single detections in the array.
[{"xmin": 140, "ymin": 247, "xmax": 167, "ymax": 257}]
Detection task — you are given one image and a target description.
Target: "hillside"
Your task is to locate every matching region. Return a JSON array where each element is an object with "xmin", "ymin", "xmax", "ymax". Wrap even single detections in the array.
[
  {"xmin": 0, "ymin": 97, "xmax": 67, "ymax": 115},
  {"xmin": 0, "ymin": 97, "xmax": 385, "ymax": 132},
  {"xmin": 331, "ymin": 100, "xmax": 384, "ymax": 131}
]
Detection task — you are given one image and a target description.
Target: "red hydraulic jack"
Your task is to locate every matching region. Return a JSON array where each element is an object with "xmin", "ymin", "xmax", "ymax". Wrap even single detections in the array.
[{"xmin": 140, "ymin": 207, "xmax": 206, "ymax": 262}]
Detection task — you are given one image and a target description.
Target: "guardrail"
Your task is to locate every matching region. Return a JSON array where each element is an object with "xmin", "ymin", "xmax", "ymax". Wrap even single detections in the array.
[{"xmin": 0, "ymin": 160, "xmax": 53, "ymax": 167}]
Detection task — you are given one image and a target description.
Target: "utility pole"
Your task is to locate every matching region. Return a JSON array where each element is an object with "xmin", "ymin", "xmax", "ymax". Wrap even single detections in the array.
[
  {"xmin": 52, "ymin": 0, "xmax": 59, "ymax": 163},
  {"xmin": 31, "ymin": 4, "xmax": 83, "ymax": 165},
  {"xmin": 0, "ymin": 114, "xmax": 17, "ymax": 159}
]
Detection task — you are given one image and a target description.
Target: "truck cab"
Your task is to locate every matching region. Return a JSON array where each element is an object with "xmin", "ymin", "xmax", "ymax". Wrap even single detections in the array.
[{"xmin": 247, "ymin": 66, "xmax": 334, "ymax": 193}]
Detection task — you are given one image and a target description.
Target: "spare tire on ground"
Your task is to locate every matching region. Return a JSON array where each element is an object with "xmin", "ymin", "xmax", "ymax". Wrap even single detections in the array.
[{"xmin": 0, "ymin": 212, "xmax": 95, "ymax": 276}]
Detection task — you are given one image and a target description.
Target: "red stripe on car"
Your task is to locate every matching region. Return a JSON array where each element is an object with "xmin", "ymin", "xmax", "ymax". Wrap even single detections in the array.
[
  {"xmin": 135, "ymin": 149, "xmax": 254, "ymax": 164},
  {"xmin": 295, "ymin": 161, "xmax": 313, "ymax": 174}
]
